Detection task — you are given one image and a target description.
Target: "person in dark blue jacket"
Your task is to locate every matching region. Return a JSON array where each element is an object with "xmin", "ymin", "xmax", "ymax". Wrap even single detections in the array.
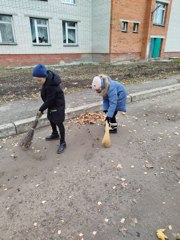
[
  {"xmin": 92, "ymin": 74, "xmax": 127, "ymax": 133},
  {"xmin": 32, "ymin": 64, "xmax": 66, "ymax": 154}
]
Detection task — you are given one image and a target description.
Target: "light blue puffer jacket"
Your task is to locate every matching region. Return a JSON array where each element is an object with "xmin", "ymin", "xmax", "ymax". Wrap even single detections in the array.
[{"xmin": 102, "ymin": 77, "xmax": 127, "ymax": 118}]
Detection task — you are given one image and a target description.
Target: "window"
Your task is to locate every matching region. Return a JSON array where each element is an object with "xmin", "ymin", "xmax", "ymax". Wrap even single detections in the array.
[
  {"xmin": 62, "ymin": 0, "xmax": 75, "ymax": 4},
  {"xmin": 121, "ymin": 21, "xmax": 128, "ymax": 32},
  {"xmin": 0, "ymin": 14, "xmax": 15, "ymax": 44},
  {"xmin": 62, "ymin": 21, "xmax": 77, "ymax": 45},
  {"xmin": 133, "ymin": 22, "xmax": 139, "ymax": 33},
  {"xmin": 30, "ymin": 18, "xmax": 50, "ymax": 44},
  {"xmin": 153, "ymin": 2, "xmax": 166, "ymax": 25}
]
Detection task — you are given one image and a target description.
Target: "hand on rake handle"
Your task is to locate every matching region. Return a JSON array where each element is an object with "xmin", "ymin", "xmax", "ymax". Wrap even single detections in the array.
[
  {"xmin": 105, "ymin": 116, "xmax": 111, "ymax": 123},
  {"xmin": 36, "ymin": 111, "xmax": 43, "ymax": 119}
]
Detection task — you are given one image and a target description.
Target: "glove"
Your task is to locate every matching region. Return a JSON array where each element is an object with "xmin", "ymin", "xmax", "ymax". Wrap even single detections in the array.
[
  {"xmin": 36, "ymin": 111, "xmax": 43, "ymax": 119},
  {"xmin": 105, "ymin": 116, "xmax": 111, "ymax": 123},
  {"xmin": 103, "ymin": 110, "xmax": 108, "ymax": 114}
]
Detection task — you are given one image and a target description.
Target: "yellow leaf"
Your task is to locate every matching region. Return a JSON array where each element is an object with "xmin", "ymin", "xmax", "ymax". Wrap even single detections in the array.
[{"xmin": 156, "ymin": 229, "xmax": 168, "ymax": 240}]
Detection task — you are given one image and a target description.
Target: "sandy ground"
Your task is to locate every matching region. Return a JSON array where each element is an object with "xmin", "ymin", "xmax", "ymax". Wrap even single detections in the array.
[{"xmin": 0, "ymin": 91, "xmax": 180, "ymax": 240}]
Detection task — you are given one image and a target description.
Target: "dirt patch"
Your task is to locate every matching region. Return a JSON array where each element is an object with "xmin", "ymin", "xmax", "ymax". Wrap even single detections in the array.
[{"xmin": 0, "ymin": 60, "xmax": 179, "ymax": 103}]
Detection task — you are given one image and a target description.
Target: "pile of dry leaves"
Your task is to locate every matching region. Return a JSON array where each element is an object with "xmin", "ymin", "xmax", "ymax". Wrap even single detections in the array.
[{"xmin": 70, "ymin": 112, "xmax": 105, "ymax": 125}]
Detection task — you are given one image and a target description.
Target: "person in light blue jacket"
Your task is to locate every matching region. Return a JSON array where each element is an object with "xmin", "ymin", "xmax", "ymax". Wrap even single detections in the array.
[{"xmin": 92, "ymin": 74, "xmax": 127, "ymax": 133}]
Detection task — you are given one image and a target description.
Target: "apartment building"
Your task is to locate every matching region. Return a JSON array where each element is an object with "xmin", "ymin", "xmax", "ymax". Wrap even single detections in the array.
[
  {"xmin": 164, "ymin": 0, "xmax": 180, "ymax": 58},
  {"xmin": 0, "ymin": 0, "xmax": 178, "ymax": 67},
  {"xmin": 0, "ymin": 0, "xmax": 111, "ymax": 66}
]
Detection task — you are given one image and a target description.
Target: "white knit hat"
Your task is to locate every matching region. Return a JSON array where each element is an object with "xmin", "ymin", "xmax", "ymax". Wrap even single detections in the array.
[{"xmin": 92, "ymin": 76, "xmax": 102, "ymax": 90}]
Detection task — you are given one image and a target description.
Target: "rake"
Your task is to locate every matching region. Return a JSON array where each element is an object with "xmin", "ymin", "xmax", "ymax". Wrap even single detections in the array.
[{"xmin": 19, "ymin": 115, "xmax": 41, "ymax": 149}]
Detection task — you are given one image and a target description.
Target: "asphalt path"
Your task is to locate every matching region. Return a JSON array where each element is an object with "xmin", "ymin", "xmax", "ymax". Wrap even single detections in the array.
[{"xmin": 0, "ymin": 91, "xmax": 180, "ymax": 240}]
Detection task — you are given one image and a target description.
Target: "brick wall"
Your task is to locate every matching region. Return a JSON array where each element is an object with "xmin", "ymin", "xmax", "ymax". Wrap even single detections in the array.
[
  {"xmin": 110, "ymin": 0, "xmax": 148, "ymax": 55},
  {"xmin": 0, "ymin": 53, "xmax": 113, "ymax": 67},
  {"xmin": 110, "ymin": 0, "xmax": 172, "ymax": 60}
]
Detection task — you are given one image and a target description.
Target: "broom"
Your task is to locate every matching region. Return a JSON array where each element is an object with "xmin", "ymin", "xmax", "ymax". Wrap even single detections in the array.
[
  {"xmin": 102, "ymin": 120, "xmax": 111, "ymax": 148},
  {"xmin": 19, "ymin": 115, "xmax": 41, "ymax": 149}
]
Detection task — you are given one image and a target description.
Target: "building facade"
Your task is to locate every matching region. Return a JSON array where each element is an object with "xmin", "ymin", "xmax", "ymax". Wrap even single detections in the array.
[
  {"xmin": 164, "ymin": 0, "xmax": 180, "ymax": 58},
  {"xmin": 0, "ymin": 0, "xmax": 179, "ymax": 67},
  {"xmin": 109, "ymin": 0, "xmax": 173, "ymax": 62}
]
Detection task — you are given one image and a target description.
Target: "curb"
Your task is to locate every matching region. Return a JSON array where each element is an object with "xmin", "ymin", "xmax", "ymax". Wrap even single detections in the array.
[{"xmin": 0, "ymin": 83, "xmax": 180, "ymax": 139}]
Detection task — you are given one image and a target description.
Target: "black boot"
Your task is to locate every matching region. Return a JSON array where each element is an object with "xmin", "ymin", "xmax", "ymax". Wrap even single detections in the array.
[
  {"xmin": 45, "ymin": 132, "xmax": 59, "ymax": 141},
  {"xmin": 57, "ymin": 142, "xmax": 66, "ymax": 154},
  {"xmin": 109, "ymin": 123, "xmax": 117, "ymax": 134}
]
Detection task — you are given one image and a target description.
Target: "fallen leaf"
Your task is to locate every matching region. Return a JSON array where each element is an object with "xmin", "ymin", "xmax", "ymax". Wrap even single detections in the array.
[
  {"xmin": 136, "ymin": 188, "xmax": 141, "ymax": 193},
  {"xmin": 119, "ymin": 226, "xmax": 127, "ymax": 236},
  {"xmin": 104, "ymin": 218, "xmax": 109, "ymax": 223},
  {"xmin": 117, "ymin": 164, "xmax": 123, "ymax": 170},
  {"xmin": 145, "ymin": 162, "xmax": 154, "ymax": 169},
  {"xmin": 156, "ymin": 229, "xmax": 168, "ymax": 240},
  {"xmin": 120, "ymin": 218, "xmax": 125, "ymax": 223},
  {"xmin": 168, "ymin": 225, "xmax": 172, "ymax": 230}
]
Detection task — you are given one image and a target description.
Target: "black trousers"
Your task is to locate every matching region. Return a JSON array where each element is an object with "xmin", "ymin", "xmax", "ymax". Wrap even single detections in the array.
[
  {"xmin": 111, "ymin": 111, "xmax": 118, "ymax": 123},
  {"xmin": 50, "ymin": 120, "xmax": 65, "ymax": 144}
]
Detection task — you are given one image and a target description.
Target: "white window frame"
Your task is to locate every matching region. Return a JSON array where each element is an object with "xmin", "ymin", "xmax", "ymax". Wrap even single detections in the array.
[
  {"xmin": 0, "ymin": 14, "xmax": 16, "ymax": 44},
  {"xmin": 133, "ymin": 22, "xmax": 139, "ymax": 33},
  {"xmin": 62, "ymin": 0, "xmax": 75, "ymax": 4},
  {"xmin": 30, "ymin": 17, "xmax": 50, "ymax": 45},
  {"xmin": 153, "ymin": 2, "xmax": 167, "ymax": 26},
  {"xmin": 63, "ymin": 21, "xmax": 78, "ymax": 46},
  {"xmin": 121, "ymin": 21, "xmax": 128, "ymax": 32}
]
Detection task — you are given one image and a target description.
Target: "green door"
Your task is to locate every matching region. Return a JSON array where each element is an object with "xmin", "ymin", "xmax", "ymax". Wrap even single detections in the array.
[{"xmin": 150, "ymin": 38, "xmax": 162, "ymax": 58}]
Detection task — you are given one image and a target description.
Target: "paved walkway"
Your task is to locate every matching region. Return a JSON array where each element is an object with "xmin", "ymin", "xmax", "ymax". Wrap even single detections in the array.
[{"xmin": 1, "ymin": 74, "xmax": 179, "ymax": 126}]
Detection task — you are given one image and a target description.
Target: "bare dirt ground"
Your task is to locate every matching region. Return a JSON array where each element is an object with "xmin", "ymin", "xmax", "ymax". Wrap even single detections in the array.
[
  {"xmin": 0, "ymin": 91, "xmax": 179, "ymax": 240},
  {"xmin": 0, "ymin": 60, "xmax": 180, "ymax": 103}
]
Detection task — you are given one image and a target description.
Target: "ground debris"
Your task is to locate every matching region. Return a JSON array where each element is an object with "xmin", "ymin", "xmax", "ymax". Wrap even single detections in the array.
[
  {"xmin": 70, "ymin": 112, "xmax": 105, "ymax": 125},
  {"xmin": 156, "ymin": 229, "xmax": 168, "ymax": 240}
]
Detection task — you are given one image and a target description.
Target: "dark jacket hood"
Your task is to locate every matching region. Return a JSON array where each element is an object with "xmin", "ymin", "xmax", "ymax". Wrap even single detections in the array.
[{"xmin": 45, "ymin": 70, "xmax": 61, "ymax": 86}]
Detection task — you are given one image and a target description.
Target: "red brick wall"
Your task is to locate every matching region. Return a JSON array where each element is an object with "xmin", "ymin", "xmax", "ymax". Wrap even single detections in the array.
[
  {"xmin": 0, "ymin": 54, "xmax": 83, "ymax": 67},
  {"xmin": 0, "ymin": 53, "xmax": 112, "ymax": 67},
  {"xmin": 110, "ymin": 0, "xmax": 148, "ymax": 55},
  {"xmin": 110, "ymin": 0, "xmax": 172, "ymax": 59}
]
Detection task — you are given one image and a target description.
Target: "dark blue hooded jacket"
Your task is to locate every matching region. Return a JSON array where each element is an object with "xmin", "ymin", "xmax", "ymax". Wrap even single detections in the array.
[{"xmin": 39, "ymin": 70, "xmax": 65, "ymax": 124}]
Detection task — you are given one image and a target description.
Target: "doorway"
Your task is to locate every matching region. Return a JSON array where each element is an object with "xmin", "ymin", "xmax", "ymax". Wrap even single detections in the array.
[{"xmin": 149, "ymin": 38, "xmax": 163, "ymax": 58}]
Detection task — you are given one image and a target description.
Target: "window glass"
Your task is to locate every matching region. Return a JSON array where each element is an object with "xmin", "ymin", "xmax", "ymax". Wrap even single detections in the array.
[
  {"xmin": 0, "ymin": 14, "xmax": 15, "ymax": 44},
  {"xmin": 121, "ymin": 21, "xmax": 128, "ymax": 32},
  {"xmin": 133, "ymin": 23, "xmax": 139, "ymax": 33},
  {"xmin": 63, "ymin": 21, "xmax": 77, "ymax": 45},
  {"xmin": 153, "ymin": 2, "xmax": 166, "ymax": 25},
  {"xmin": 30, "ymin": 18, "xmax": 49, "ymax": 44}
]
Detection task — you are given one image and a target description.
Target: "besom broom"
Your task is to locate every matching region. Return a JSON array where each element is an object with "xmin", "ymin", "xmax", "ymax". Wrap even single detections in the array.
[
  {"xmin": 19, "ymin": 114, "xmax": 41, "ymax": 149},
  {"xmin": 102, "ymin": 120, "xmax": 111, "ymax": 148}
]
